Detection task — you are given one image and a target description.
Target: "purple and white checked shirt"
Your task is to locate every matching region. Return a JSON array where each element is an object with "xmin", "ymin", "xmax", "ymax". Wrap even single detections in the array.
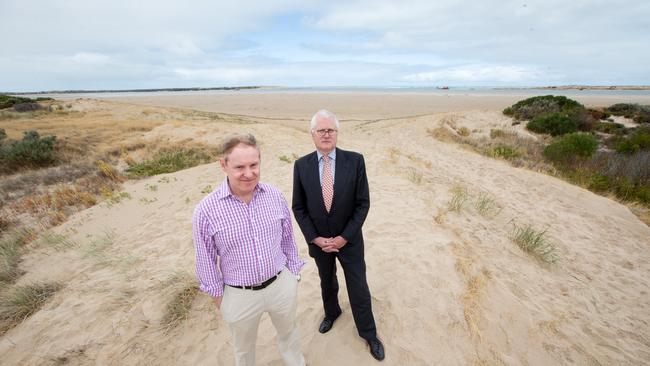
[{"xmin": 192, "ymin": 179, "xmax": 304, "ymax": 298}]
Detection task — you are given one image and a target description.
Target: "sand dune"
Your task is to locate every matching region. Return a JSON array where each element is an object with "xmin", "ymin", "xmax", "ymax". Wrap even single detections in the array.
[{"xmin": 1, "ymin": 95, "xmax": 649, "ymax": 365}]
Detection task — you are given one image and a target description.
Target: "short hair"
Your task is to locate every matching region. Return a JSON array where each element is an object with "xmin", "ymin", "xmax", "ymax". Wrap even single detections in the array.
[
  {"xmin": 310, "ymin": 109, "xmax": 340, "ymax": 131},
  {"xmin": 220, "ymin": 133, "xmax": 259, "ymax": 161}
]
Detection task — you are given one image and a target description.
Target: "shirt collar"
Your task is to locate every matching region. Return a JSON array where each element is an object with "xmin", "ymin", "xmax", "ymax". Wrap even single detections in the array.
[
  {"xmin": 317, "ymin": 149, "xmax": 336, "ymax": 161},
  {"xmin": 215, "ymin": 178, "xmax": 264, "ymax": 200}
]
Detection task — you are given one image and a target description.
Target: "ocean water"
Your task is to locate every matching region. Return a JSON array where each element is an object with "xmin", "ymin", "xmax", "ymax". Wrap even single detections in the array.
[{"xmin": 20, "ymin": 86, "xmax": 650, "ymax": 100}]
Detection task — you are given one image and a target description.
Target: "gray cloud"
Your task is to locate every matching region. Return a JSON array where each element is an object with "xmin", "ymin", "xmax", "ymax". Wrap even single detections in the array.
[{"xmin": 1, "ymin": 0, "xmax": 648, "ymax": 91}]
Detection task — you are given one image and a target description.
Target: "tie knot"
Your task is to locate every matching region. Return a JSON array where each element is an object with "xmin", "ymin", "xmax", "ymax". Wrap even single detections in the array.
[{"xmin": 322, "ymin": 155, "xmax": 330, "ymax": 163}]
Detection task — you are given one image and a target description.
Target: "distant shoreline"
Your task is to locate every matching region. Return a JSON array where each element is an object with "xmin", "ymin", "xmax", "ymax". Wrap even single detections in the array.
[
  {"xmin": 4, "ymin": 85, "xmax": 650, "ymax": 95},
  {"xmin": 500, "ymin": 85, "xmax": 650, "ymax": 91}
]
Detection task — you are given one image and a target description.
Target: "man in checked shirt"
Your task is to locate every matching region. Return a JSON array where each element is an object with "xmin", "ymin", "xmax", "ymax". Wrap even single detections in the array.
[{"xmin": 192, "ymin": 134, "xmax": 306, "ymax": 366}]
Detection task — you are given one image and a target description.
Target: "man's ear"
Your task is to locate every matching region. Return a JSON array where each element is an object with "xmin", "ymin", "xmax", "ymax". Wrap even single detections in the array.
[{"xmin": 219, "ymin": 158, "xmax": 227, "ymax": 171}]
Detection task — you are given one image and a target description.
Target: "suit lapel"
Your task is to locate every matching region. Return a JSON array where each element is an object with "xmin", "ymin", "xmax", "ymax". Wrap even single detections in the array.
[
  {"xmin": 306, "ymin": 152, "xmax": 327, "ymax": 213},
  {"xmin": 332, "ymin": 148, "xmax": 347, "ymax": 211}
]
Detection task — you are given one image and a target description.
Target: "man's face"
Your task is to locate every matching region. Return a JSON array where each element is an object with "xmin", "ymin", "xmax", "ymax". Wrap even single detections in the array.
[
  {"xmin": 220, "ymin": 144, "xmax": 260, "ymax": 198},
  {"xmin": 311, "ymin": 116, "xmax": 338, "ymax": 153}
]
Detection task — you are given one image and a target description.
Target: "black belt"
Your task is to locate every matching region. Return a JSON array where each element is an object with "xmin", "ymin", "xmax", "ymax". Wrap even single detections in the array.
[{"xmin": 228, "ymin": 271, "xmax": 282, "ymax": 291}]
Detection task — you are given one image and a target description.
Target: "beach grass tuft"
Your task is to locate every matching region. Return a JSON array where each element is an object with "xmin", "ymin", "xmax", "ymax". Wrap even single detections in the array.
[
  {"xmin": 161, "ymin": 279, "xmax": 199, "ymax": 332},
  {"xmin": 0, "ymin": 235, "xmax": 23, "ymax": 286},
  {"xmin": 474, "ymin": 192, "xmax": 499, "ymax": 217},
  {"xmin": 405, "ymin": 167, "xmax": 423, "ymax": 185},
  {"xmin": 0, "ymin": 229, "xmax": 34, "ymax": 287},
  {"xmin": 278, "ymin": 154, "xmax": 298, "ymax": 164},
  {"xmin": 448, "ymin": 184, "xmax": 469, "ymax": 212},
  {"xmin": 0, "ymin": 281, "xmax": 62, "ymax": 335},
  {"xmin": 510, "ymin": 222, "xmax": 558, "ymax": 264},
  {"xmin": 458, "ymin": 127, "xmax": 471, "ymax": 137},
  {"xmin": 33, "ymin": 231, "xmax": 76, "ymax": 250}
]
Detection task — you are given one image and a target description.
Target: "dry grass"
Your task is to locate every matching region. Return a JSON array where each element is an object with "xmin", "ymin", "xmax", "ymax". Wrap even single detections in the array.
[
  {"xmin": 451, "ymin": 242, "xmax": 491, "ymax": 342},
  {"xmin": 82, "ymin": 230, "xmax": 137, "ymax": 271},
  {"xmin": 0, "ymin": 229, "xmax": 35, "ymax": 287},
  {"xmin": 161, "ymin": 279, "xmax": 200, "ymax": 332},
  {"xmin": 96, "ymin": 160, "xmax": 122, "ymax": 181},
  {"xmin": 427, "ymin": 126, "xmax": 457, "ymax": 143},
  {"xmin": 32, "ymin": 231, "xmax": 77, "ymax": 251},
  {"xmin": 448, "ymin": 184, "xmax": 469, "ymax": 212},
  {"xmin": 434, "ymin": 209, "xmax": 446, "ymax": 224},
  {"xmin": 405, "ymin": 167, "xmax": 423, "ymax": 185},
  {"xmin": 9, "ymin": 184, "xmax": 98, "ymax": 227},
  {"xmin": 387, "ymin": 147, "xmax": 400, "ymax": 164},
  {"xmin": 428, "ymin": 125, "xmax": 551, "ymax": 172},
  {"xmin": 278, "ymin": 153, "xmax": 299, "ymax": 164},
  {"xmin": 0, "ymin": 281, "xmax": 62, "ymax": 335},
  {"xmin": 458, "ymin": 127, "xmax": 471, "ymax": 137},
  {"xmin": 406, "ymin": 154, "xmax": 433, "ymax": 169},
  {"xmin": 461, "ymin": 271, "xmax": 490, "ymax": 340}
]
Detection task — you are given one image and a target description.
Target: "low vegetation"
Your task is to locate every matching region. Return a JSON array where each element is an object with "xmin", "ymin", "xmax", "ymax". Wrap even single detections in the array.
[
  {"xmin": 612, "ymin": 126, "xmax": 650, "ymax": 154},
  {"xmin": 510, "ymin": 222, "xmax": 558, "ymax": 264},
  {"xmin": 504, "ymin": 95, "xmax": 595, "ymax": 136},
  {"xmin": 0, "ymin": 95, "xmax": 41, "ymax": 110},
  {"xmin": 161, "ymin": 280, "xmax": 200, "ymax": 331},
  {"xmin": 448, "ymin": 184, "xmax": 469, "ymax": 212},
  {"xmin": 503, "ymin": 95, "xmax": 583, "ymax": 121},
  {"xmin": 126, "ymin": 147, "xmax": 217, "ymax": 178},
  {"xmin": 1, "ymin": 99, "xmax": 222, "ymax": 322},
  {"xmin": 543, "ymin": 133, "xmax": 599, "ymax": 166},
  {"xmin": 501, "ymin": 96, "xmax": 650, "ymax": 208},
  {"xmin": 429, "ymin": 96, "xmax": 650, "ymax": 220},
  {"xmin": 0, "ymin": 229, "xmax": 33, "ymax": 287},
  {"xmin": 527, "ymin": 113, "xmax": 578, "ymax": 136},
  {"xmin": 605, "ymin": 103, "xmax": 650, "ymax": 124},
  {"xmin": 0, "ymin": 130, "xmax": 57, "ymax": 173},
  {"xmin": 0, "ymin": 282, "xmax": 62, "ymax": 335},
  {"xmin": 474, "ymin": 192, "xmax": 499, "ymax": 217}
]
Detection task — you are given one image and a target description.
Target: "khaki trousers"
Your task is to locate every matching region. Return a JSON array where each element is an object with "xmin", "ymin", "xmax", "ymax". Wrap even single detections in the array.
[{"xmin": 221, "ymin": 268, "xmax": 305, "ymax": 366}]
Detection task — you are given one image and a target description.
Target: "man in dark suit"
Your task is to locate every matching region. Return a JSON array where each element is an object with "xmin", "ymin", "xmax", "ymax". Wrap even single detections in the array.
[{"xmin": 292, "ymin": 109, "xmax": 385, "ymax": 361}]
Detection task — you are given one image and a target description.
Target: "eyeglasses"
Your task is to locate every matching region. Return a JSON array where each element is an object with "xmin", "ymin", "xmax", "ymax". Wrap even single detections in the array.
[{"xmin": 314, "ymin": 129, "xmax": 338, "ymax": 136}]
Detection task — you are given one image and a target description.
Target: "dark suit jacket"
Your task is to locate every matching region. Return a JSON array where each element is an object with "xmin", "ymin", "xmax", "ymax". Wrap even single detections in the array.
[{"xmin": 292, "ymin": 148, "xmax": 370, "ymax": 248}]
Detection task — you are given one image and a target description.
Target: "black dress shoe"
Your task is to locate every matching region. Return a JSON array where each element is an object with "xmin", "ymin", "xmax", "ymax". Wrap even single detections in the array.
[
  {"xmin": 318, "ymin": 312, "xmax": 341, "ymax": 333},
  {"xmin": 367, "ymin": 338, "xmax": 385, "ymax": 361}
]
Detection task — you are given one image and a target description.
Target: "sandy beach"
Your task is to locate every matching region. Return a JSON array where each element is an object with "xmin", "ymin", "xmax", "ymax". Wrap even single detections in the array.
[{"xmin": 1, "ymin": 91, "xmax": 650, "ymax": 365}]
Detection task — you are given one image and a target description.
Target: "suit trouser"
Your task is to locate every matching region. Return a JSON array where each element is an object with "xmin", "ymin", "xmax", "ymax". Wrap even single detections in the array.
[
  {"xmin": 309, "ymin": 244, "xmax": 377, "ymax": 341},
  {"xmin": 220, "ymin": 268, "xmax": 305, "ymax": 366}
]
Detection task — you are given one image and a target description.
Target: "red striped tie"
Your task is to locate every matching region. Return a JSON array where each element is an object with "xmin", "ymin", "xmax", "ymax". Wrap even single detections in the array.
[{"xmin": 322, "ymin": 155, "xmax": 333, "ymax": 212}]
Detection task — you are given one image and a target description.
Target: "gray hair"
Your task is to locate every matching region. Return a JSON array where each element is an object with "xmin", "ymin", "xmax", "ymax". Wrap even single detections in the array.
[
  {"xmin": 220, "ymin": 133, "xmax": 260, "ymax": 161},
  {"xmin": 310, "ymin": 109, "xmax": 340, "ymax": 131}
]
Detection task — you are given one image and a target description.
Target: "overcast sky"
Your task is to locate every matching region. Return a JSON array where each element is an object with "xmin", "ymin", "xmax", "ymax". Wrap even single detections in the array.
[{"xmin": 1, "ymin": 0, "xmax": 649, "ymax": 91}]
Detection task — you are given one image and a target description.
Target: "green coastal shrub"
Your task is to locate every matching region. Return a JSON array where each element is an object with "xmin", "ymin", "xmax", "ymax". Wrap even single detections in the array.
[
  {"xmin": 0, "ymin": 130, "xmax": 57, "ymax": 171},
  {"xmin": 527, "ymin": 113, "xmax": 578, "ymax": 136},
  {"xmin": 615, "ymin": 128, "xmax": 650, "ymax": 154},
  {"xmin": 588, "ymin": 108, "xmax": 610, "ymax": 121},
  {"xmin": 0, "ymin": 95, "xmax": 34, "ymax": 110},
  {"xmin": 605, "ymin": 103, "xmax": 650, "ymax": 124},
  {"xmin": 595, "ymin": 121, "xmax": 626, "ymax": 134},
  {"xmin": 543, "ymin": 133, "xmax": 598, "ymax": 165},
  {"xmin": 503, "ymin": 95, "xmax": 583, "ymax": 120}
]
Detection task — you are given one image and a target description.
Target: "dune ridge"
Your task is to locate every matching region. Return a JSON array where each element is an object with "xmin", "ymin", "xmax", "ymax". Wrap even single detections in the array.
[{"xmin": 1, "ymin": 96, "xmax": 649, "ymax": 365}]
